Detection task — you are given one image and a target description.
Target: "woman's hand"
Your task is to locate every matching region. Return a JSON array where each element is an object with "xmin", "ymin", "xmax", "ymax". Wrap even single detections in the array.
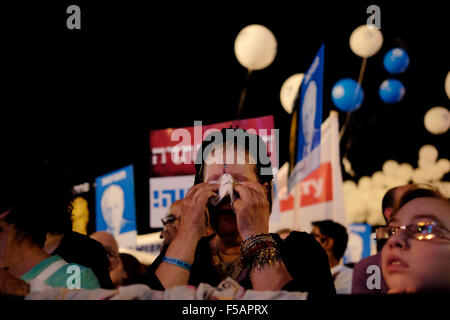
[
  {"xmin": 233, "ymin": 182, "xmax": 270, "ymax": 240},
  {"xmin": 177, "ymin": 183, "xmax": 219, "ymax": 241}
]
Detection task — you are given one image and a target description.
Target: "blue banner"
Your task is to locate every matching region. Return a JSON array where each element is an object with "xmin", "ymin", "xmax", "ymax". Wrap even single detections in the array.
[
  {"xmin": 288, "ymin": 44, "xmax": 324, "ymax": 192},
  {"xmin": 343, "ymin": 223, "xmax": 372, "ymax": 264},
  {"xmin": 95, "ymin": 165, "xmax": 137, "ymax": 249}
]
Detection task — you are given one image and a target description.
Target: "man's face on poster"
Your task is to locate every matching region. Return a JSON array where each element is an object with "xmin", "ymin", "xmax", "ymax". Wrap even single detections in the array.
[
  {"xmin": 302, "ymin": 81, "xmax": 317, "ymax": 151},
  {"xmin": 101, "ymin": 184, "xmax": 125, "ymax": 233}
]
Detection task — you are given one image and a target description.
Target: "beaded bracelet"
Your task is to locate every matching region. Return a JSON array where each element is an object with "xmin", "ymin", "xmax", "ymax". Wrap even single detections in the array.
[
  {"xmin": 162, "ymin": 256, "xmax": 192, "ymax": 272},
  {"xmin": 240, "ymin": 234, "xmax": 281, "ymax": 272}
]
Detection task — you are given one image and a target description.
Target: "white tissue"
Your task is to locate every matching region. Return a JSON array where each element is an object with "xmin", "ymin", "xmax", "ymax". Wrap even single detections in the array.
[{"xmin": 209, "ymin": 174, "xmax": 237, "ymax": 206}]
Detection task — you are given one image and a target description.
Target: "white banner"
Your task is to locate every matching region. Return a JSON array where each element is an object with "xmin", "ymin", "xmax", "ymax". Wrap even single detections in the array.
[
  {"xmin": 270, "ymin": 111, "xmax": 348, "ymax": 233},
  {"xmin": 149, "ymin": 175, "xmax": 195, "ymax": 228}
]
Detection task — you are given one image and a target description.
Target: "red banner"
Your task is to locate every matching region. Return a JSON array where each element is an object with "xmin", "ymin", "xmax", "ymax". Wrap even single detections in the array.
[
  {"xmin": 150, "ymin": 116, "xmax": 278, "ymax": 177},
  {"xmin": 280, "ymin": 162, "xmax": 333, "ymax": 210}
]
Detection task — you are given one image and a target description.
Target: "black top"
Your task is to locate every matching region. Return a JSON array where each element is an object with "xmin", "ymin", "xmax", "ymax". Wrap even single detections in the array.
[
  {"xmin": 53, "ymin": 231, "xmax": 114, "ymax": 289},
  {"xmin": 142, "ymin": 231, "xmax": 336, "ymax": 297}
]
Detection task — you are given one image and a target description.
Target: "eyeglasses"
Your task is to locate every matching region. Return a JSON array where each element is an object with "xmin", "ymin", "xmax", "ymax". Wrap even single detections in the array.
[
  {"xmin": 161, "ymin": 215, "xmax": 178, "ymax": 226},
  {"xmin": 375, "ymin": 221, "xmax": 450, "ymax": 242}
]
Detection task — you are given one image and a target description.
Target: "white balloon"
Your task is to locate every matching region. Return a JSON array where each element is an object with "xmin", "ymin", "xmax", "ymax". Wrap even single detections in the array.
[
  {"xmin": 424, "ymin": 106, "xmax": 450, "ymax": 135},
  {"xmin": 371, "ymin": 171, "xmax": 385, "ymax": 187},
  {"xmin": 418, "ymin": 158, "xmax": 435, "ymax": 170},
  {"xmin": 349, "ymin": 25, "xmax": 383, "ymax": 58},
  {"xmin": 436, "ymin": 158, "xmax": 450, "ymax": 175},
  {"xmin": 358, "ymin": 176, "xmax": 372, "ymax": 190},
  {"xmin": 234, "ymin": 24, "xmax": 277, "ymax": 71},
  {"xmin": 384, "ymin": 176, "xmax": 402, "ymax": 189},
  {"xmin": 412, "ymin": 168, "xmax": 430, "ymax": 184},
  {"xmin": 435, "ymin": 181, "xmax": 450, "ymax": 198},
  {"xmin": 445, "ymin": 71, "xmax": 450, "ymax": 100},
  {"xmin": 346, "ymin": 201, "xmax": 368, "ymax": 224},
  {"xmin": 280, "ymin": 73, "xmax": 304, "ymax": 114},
  {"xmin": 418, "ymin": 144, "xmax": 439, "ymax": 163},
  {"xmin": 367, "ymin": 209, "xmax": 385, "ymax": 226},
  {"xmin": 428, "ymin": 165, "xmax": 445, "ymax": 181},
  {"xmin": 382, "ymin": 160, "xmax": 399, "ymax": 177},
  {"xmin": 397, "ymin": 163, "xmax": 414, "ymax": 180},
  {"xmin": 343, "ymin": 180, "xmax": 358, "ymax": 195}
]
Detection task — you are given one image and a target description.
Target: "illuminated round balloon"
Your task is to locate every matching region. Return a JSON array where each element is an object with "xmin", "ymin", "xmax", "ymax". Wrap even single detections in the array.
[
  {"xmin": 358, "ymin": 176, "xmax": 372, "ymax": 190},
  {"xmin": 379, "ymin": 79, "xmax": 405, "ymax": 104},
  {"xmin": 331, "ymin": 78, "xmax": 364, "ymax": 112},
  {"xmin": 436, "ymin": 158, "xmax": 450, "ymax": 175},
  {"xmin": 234, "ymin": 24, "xmax": 277, "ymax": 70},
  {"xmin": 371, "ymin": 171, "xmax": 385, "ymax": 187},
  {"xmin": 382, "ymin": 160, "xmax": 399, "ymax": 177},
  {"xmin": 424, "ymin": 106, "xmax": 450, "ymax": 135},
  {"xmin": 419, "ymin": 144, "xmax": 438, "ymax": 163},
  {"xmin": 280, "ymin": 73, "xmax": 304, "ymax": 114},
  {"xmin": 349, "ymin": 25, "xmax": 383, "ymax": 58},
  {"xmin": 383, "ymin": 48, "xmax": 410, "ymax": 74},
  {"xmin": 397, "ymin": 163, "xmax": 414, "ymax": 181},
  {"xmin": 445, "ymin": 71, "xmax": 450, "ymax": 100}
]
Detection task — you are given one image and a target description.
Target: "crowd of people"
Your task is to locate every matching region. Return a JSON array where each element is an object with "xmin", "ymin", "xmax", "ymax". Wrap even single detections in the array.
[{"xmin": 0, "ymin": 129, "xmax": 449, "ymax": 299}]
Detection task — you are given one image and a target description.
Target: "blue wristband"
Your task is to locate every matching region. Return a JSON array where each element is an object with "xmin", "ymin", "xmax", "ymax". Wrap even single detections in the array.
[{"xmin": 162, "ymin": 256, "xmax": 192, "ymax": 272}]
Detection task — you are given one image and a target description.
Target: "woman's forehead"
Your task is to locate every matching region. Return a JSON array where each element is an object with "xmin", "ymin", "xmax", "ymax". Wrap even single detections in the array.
[
  {"xmin": 204, "ymin": 142, "xmax": 256, "ymax": 165},
  {"xmin": 394, "ymin": 197, "xmax": 450, "ymax": 225}
]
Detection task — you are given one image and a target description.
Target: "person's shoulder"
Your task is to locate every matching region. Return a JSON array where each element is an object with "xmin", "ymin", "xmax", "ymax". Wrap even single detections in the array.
[
  {"xmin": 198, "ymin": 233, "xmax": 216, "ymax": 245},
  {"xmin": 354, "ymin": 252, "xmax": 381, "ymax": 269},
  {"xmin": 279, "ymin": 230, "xmax": 316, "ymax": 243},
  {"xmin": 66, "ymin": 231, "xmax": 106, "ymax": 252},
  {"xmin": 340, "ymin": 265, "xmax": 354, "ymax": 276},
  {"xmin": 271, "ymin": 231, "xmax": 323, "ymax": 253}
]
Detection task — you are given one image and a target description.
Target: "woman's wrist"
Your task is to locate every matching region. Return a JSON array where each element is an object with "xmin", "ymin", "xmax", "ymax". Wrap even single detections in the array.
[{"xmin": 176, "ymin": 228, "xmax": 203, "ymax": 243}]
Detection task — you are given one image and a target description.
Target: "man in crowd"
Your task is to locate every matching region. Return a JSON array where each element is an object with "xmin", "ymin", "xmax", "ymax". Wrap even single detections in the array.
[
  {"xmin": 311, "ymin": 220, "xmax": 352, "ymax": 294},
  {"xmin": 90, "ymin": 231, "xmax": 128, "ymax": 288}
]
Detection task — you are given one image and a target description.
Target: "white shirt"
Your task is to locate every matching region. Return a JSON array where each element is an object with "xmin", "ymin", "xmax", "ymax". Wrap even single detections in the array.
[{"xmin": 331, "ymin": 265, "xmax": 353, "ymax": 294}]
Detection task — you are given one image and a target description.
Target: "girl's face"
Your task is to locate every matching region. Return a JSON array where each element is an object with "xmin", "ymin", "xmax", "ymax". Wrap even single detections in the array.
[{"xmin": 381, "ymin": 197, "xmax": 450, "ymax": 292}]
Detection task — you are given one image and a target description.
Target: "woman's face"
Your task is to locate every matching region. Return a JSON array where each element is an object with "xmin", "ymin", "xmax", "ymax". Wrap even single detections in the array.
[
  {"xmin": 203, "ymin": 146, "xmax": 260, "ymax": 242},
  {"xmin": 381, "ymin": 197, "xmax": 450, "ymax": 292}
]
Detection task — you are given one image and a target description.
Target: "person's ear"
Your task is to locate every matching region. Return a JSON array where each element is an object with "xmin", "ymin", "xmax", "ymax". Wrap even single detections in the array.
[
  {"xmin": 322, "ymin": 237, "xmax": 334, "ymax": 251},
  {"xmin": 263, "ymin": 181, "xmax": 270, "ymax": 196},
  {"xmin": 384, "ymin": 208, "xmax": 393, "ymax": 223}
]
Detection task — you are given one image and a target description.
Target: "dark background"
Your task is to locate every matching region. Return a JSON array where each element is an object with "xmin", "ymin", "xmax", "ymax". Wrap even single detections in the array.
[{"xmin": 2, "ymin": 1, "xmax": 449, "ymax": 234}]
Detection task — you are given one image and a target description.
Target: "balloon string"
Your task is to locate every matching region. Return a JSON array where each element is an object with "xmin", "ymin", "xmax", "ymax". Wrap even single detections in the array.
[
  {"xmin": 357, "ymin": 57, "xmax": 367, "ymax": 86},
  {"xmin": 339, "ymin": 111, "xmax": 352, "ymax": 141},
  {"xmin": 235, "ymin": 69, "xmax": 253, "ymax": 120}
]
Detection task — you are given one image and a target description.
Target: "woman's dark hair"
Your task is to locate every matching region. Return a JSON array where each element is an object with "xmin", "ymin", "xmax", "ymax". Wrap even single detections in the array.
[
  {"xmin": 0, "ymin": 159, "xmax": 74, "ymax": 247},
  {"xmin": 193, "ymin": 127, "xmax": 274, "ymax": 209}
]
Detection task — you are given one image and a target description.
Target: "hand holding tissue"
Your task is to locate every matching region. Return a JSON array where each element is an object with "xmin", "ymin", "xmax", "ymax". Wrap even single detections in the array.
[{"xmin": 209, "ymin": 174, "xmax": 239, "ymax": 206}]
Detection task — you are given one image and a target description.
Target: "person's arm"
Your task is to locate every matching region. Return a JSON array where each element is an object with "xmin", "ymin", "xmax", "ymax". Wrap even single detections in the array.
[
  {"xmin": 155, "ymin": 183, "xmax": 218, "ymax": 288},
  {"xmin": 234, "ymin": 182, "xmax": 293, "ymax": 291}
]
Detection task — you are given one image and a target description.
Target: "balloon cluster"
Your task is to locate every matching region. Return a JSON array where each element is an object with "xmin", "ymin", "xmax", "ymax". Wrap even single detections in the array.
[
  {"xmin": 330, "ymin": 25, "xmax": 413, "ymax": 111},
  {"xmin": 343, "ymin": 146, "xmax": 450, "ymax": 226},
  {"xmin": 378, "ymin": 48, "xmax": 409, "ymax": 104}
]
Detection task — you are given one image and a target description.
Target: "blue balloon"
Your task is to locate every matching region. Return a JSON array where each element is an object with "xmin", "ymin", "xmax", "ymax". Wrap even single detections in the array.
[
  {"xmin": 383, "ymin": 48, "xmax": 410, "ymax": 74},
  {"xmin": 379, "ymin": 79, "xmax": 405, "ymax": 104},
  {"xmin": 331, "ymin": 78, "xmax": 364, "ymax": 112}
]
